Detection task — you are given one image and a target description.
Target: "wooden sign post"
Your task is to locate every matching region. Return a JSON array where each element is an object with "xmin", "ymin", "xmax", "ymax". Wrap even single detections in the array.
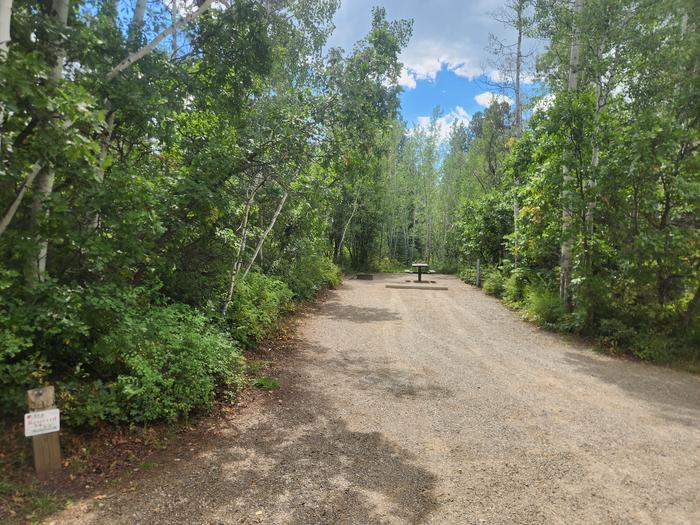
[{"xmin": 26, "ymin": 386, "xmax": 62, "ymax": 476}]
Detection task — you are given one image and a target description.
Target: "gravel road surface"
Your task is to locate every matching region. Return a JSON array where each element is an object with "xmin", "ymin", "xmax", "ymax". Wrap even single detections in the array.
[{"xmin": 49, "ymin": 274, "xmax": 700, "ymax": 524}]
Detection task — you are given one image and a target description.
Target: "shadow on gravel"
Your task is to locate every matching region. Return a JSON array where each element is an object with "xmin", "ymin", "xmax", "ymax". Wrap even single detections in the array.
[
  {"xmin": 197, "ymin": 370, "xmax": 439, "ymax": 524},
  {"xmin": 75, "ymin": 350, "xmax": 438, "ymax": 524},
  {"xmin": 319, "ymin": 353, "xmax": 453, "ymax": 400},
  {"xmin": 317, "ymin": 302, "xmax": 402, "ymax": 324},
  {"xmin": 564, "ymin": 351, "xmax": 700, "ymax": 425}
]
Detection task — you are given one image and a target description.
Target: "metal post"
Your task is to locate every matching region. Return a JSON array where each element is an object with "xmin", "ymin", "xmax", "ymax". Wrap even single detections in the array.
[{"xmin": 476, "ymin": 258, "xmax": 481, "ymax": 288}]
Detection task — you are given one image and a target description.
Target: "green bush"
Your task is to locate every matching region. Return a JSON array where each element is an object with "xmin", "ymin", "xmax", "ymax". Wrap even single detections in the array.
[
  {"xmin": 482, "ymin": 270, "xmax": 505, "ymax": 297},
  {"xmin": 597, "ymin": 318, "xmax": 637, "ymax": 350},
  {"xmin": 370, "ymin": 257, "xmax": 404, "ymax": 273},
  {"xmin": 503, "ymin": 268, "xmax": 528, "ymax": 305},
  {"xmin": 225, "ymin": 272, "xmax": 294, "ymax": 347},
  {"xmin": 58, "ymin": 304, "xmax": 244, "ymax": 426},
  {"xmin": 523, "ymin": 285, "xmax": 564, "ymax": 326},
  {"xmin": 436, "ymin": 261, "xmax": 459, "ymax": 274},
  {"xmin": 0, "ymin": 323, "xmax": 46, "ymax": 417},
  {"xmin": 277, "ymin": 254, "xmax": 342, "ymax": 300},
  {"xmin": 459, "ymin": 266, "xmax": 477, "ymax": 285},
  {"xmin": 0, "ymin": 278, "xmax": 148, "ymax": 419}
]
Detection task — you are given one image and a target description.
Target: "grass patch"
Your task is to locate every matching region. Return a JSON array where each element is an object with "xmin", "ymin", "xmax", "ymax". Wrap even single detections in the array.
[
  {"xmin": 0, "ymin": 480, "xmax": 64, "ymax": 524},
  {"xmin": 140, "ymin": 460, "xmax": 158, "ymax": 471},
  {"xmin": 253, "ymin": 377, "xmax": 280, "ymax": 390}
]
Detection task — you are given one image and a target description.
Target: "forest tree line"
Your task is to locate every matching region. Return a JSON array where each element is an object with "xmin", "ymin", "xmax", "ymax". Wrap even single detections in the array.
[{"xmin": 371, "ymin": 0, "xmax": 698, "ymax": 368}]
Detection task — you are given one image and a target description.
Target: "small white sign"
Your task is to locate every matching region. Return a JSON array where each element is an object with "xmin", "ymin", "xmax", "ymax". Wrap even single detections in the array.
[{"xmin": 24, "ymin": 408, "xmax": 60, "ymax": 437}]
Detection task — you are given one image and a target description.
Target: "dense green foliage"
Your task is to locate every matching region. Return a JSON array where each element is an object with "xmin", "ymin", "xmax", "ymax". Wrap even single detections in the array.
[
  {"xmin": 0, "ymin": 0, "xmax": 411, "ymax": 424},
  {"xmin": 375, "ymin": 0, "xmax": 698, "ymax": 368}
]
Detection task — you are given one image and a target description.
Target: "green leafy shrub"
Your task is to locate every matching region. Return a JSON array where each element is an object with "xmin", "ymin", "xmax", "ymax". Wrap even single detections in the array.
[
  {"xmin": 225, "ymin": 272, "xmax": 294, "ymax": 347},
  {"xmin": 277, "ymin": 254, "xmax": 342, "ymax": 300},
  {"xmin": 370, "ymin": 257, "xmax": 404, "ymax": 273},
  {"xmin": 60, "ymin": 304, "xmax": 244, "ymax": 426},
  {"xmin": 523, "ymin": 285, "xmax": 564, "ymax": 326},
  {"xmin": 503, "ymin": 268, "xmax": 528, "ymax": 305},
  {"xmin": 0, "ymin": 277, "xmax": 148, "ymax": 419},
  {"xmin": 482, "ymin": 269, "xmax": 505, "ymax": 297},
  {"xmin": 596, "ymin": 318, "xmax": 637, "ymax": 350},
  {"xmin": 460, "ymin": 267, "xmax": 477, "ymax": 285},
  {"xmin": 0, "ymin": 324, "xmax": 46, "ymax": 417}
]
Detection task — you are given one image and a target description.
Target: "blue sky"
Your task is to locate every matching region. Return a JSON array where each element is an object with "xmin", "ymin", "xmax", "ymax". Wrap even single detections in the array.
[
  {"xmin": 399, "ymin": 68, "xmax": 517, "ymax": 137},
  {"xmin": 327, "ymin": 0, "xmax": 542, "ymax": 139}
]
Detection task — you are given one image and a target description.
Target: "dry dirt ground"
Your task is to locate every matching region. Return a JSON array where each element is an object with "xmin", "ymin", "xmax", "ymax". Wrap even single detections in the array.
[{"xmin": 47, "ymin": 274, "xmax": 700, "ymax": 524}]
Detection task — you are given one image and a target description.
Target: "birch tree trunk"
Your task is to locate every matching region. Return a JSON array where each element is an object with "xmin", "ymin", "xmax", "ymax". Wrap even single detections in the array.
[
  {"xmin": 221, "ymin": 194, "xmax": 255, "ymax": 317},
  {"xmin": 335, "ymin": 194, "xmax": 359, "ymax": 264},
  {"xmin": 25, "ymin": 0, "xmax": 69, "ymax": 283},
  {"xmin": 128, "ymin": 0, "xmax": 148, "ymax": 47},
  {"xmin": 242, "ymin": 190, "xmax": 289, "ymax": 279},
  {"xmin": 221, "ymin": 172, "xmax": 268, "ymax": 317},
  {"xmin": 559, "ymin": 0, "xmax": 584, "ymax": 308},
  {"xmin": 171, "ymin": 0, "xmax": 178, "ymax": 58},
  {"xmin": 0, "ymin": 0, "xmax": 12, "ymax": 157},
  {"xmin": 107, "ymin": 0, "xmax": 216, "ymax": 81},
  {"xmin": 87, "ymin": 110, "xmax": 115, "ymax": 231},
  {"xmin": 0, "ymin": 0, "xmax": 10, "ymax": 55},
  {"xmin": 512, "ymin": 0, "xmax": 524, "ymax": 269},
  {"xmin": 585, "ymin": 74, "xmax": 604, "ymax": 270},
  {"xmin": 0, "ymin": 163, "xmax": 42, "ymax": 237}
]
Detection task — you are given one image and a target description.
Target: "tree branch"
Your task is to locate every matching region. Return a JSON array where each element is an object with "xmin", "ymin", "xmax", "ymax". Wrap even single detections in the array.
[{"xmin": 106, "ymin": 0, "xmax": 216, "ymax": 81}]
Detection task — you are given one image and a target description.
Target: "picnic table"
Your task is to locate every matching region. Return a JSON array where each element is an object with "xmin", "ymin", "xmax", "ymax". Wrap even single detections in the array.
[{"xmin": 409, "ymin": 263, "xmax": 429, "ymax": 282}]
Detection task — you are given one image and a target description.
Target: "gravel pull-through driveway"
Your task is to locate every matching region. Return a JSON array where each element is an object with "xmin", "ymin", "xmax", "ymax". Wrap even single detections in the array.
[{"xmin": 51, "ymin": 274, "xmax": 700, "ymax": 524}]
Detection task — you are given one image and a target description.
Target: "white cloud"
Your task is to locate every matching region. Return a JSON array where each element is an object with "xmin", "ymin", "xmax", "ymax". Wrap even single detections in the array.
[
  {"xmin": 412, "ymin": 105, "xmax": 470, "ymax": 142},
  {"xmin": 328, "ymin": 1, "xmax": 539, "ymax": 85},
  {"xmin": 400, "ymin": 41, "xmax": 483, "ymax": 82},
  {"xmin": 474, "ymin": 91, "xmax": 513, "ymax": 107},
  {"xmin": 398, "ymin": 67, "xmax": 417, "ymax": 89}
]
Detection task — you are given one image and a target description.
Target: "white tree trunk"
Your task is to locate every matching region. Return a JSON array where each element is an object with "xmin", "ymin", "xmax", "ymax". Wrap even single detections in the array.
[
  {"xmin": 0, "ymin": 162, "xmax": 42, "ymax": 237},
  {"xmin": 512, "ymin": 0, "xmax": 524, "ymax": 268},
  {"xmin": 0, "ymin": 0, "xmax": 11, "ymax": 56},
  {"xmin": 26, "ymin": 0, "xmax": 69, "ymax": 282},
  {"xmin": 0, "ymin": 119, "xmax": 73, "ymax": 239},
  {"xmin": 129, "ymin": 0, "xmax": 148, "ymax": 45},
  {"xmin": 221, "ymin": 196, "xmax": 254, "ymax": 317},
  {"xmin": 242, "ymin": 190, "xmax": 289, "ymax": 279},
  {"xmin": 514, "ymin": 2, "xmax": 523, "ymax": 140},
  {"xmin": 335, "ymin": 193, "xmax": 359, "ymax": 263},
  {"xmin": 87, "ymin": 110, "xmax": 115, "ymax": 232},
  {"xmin": 559, "ymin": 0, "xmax": 584, "ymax": 307},
  {"xmin": 171, "ymin": 0, "xmax": 178, "ymax": 58},
  {"xmin": 0, "ymin": 0, "xmax": 12, "ymax": 156},
  {"xmin": 107, "ymin": 0, "xmax": 215, "ymax": 81},
  {"xmin": 221, "ymin": 173, "xmax": 268, "ymax": 317},
  {"xmin": 586, "ymin": 75, "xmax": 605, "ymax": 244}
]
